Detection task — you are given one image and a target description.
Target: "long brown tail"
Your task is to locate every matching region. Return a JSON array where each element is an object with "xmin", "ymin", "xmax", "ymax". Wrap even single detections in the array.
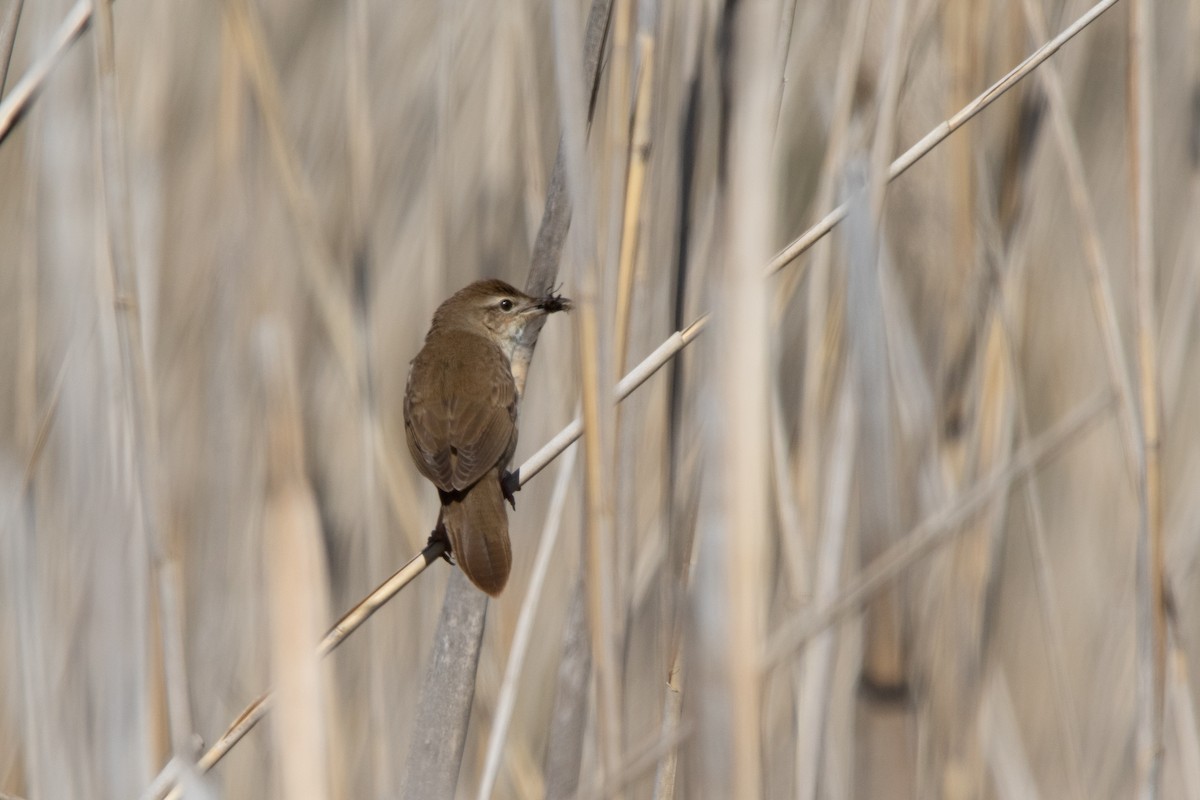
[{"xmin": 439, "ymin": 469, "xmax": 511, "ymax": 595}]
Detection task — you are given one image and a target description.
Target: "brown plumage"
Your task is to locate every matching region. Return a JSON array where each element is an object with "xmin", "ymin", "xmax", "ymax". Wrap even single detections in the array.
[{"xmin": 403, "ymin": 279, "xmax": 570, "ymax": 595}]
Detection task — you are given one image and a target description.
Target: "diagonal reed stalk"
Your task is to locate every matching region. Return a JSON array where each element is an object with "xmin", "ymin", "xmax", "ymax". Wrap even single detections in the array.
[
  {"xmin": 148, "ymin": 312, "xmax": 708, "ymax": 798},
  {"xmin": 762, "ymin": 389, "xmax": 1114, "ymax": 668},
  {"xmin": 764, "ymin": 0, "xmax": 1124, "ymax": 277}
]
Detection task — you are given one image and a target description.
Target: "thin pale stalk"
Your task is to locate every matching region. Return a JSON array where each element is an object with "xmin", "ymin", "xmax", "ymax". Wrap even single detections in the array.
[
  {"xmin": 1018, "ymin": 0, "xmax": 1141, "ymax": 487},
  {"xmin": 164, "ymin": 543, "xmax": 446, "ymax": 796},
  {"xmin": 575, "ymin": 298, "xmax": 622, "ymax": 789},
  {"xmin": 1168, "ymin": 626, "xmax": 1200, "ymax": 799},
  {"xmin": 867, "ymin": 0, "xmax": 910, "ymax": 219},
  {"xmin": 152, "ymin": 310, "xmax": 708, "ymax": 797},
  {"xmin": 259, "ymin": 328, "xmax": 334, "ymax": 800},
  {"xmin": 609, "ymin": 29, "xmax": 654, "ymax": 699},
  {"xmin": 1129, "ymin": 0, "xmax": 1164, "ymax": 796},
  {"xmin": 651, "ymin": 649, "xmax": 684, "ymax": 800},
  {"xmin": 606, "ymin": 0, "xmax": 635, "ymax": 371},
  {"xmin": 95, "ymin": 0, "xmax": 177, "ymax": 779},
  {"xmin": 761, "ymin": 390, "xmax": 1113, "ymax": 669},
  {"xmin": 1158, "ymin": 182, "xmax": 1200, "ymax": 418},
  {"xmin": 578, "ymin": 721, "xmax": 696, "ymax": 800},
  {"xmin": 855, "ymin": 0, "xmax": 912, "ymax": 698},
  {"xmin": 770, "ymin": 0, "xmax": 870, "ymax": 322},
  {"xmin": 517, "ymin": 315, "xmax": 709, "ymax": 486},
  {"xmin": 0, "ymin": 0, "xmax": 89, "ymax": 146},
  {"xmin": 220, "ymin": 0, "xmax": 358, "ymax": 385},
  {"xmin": 476, "ymin": 444, "xmax": 578, "ymax": 800},
  {"xmin": 988, "ymin": 226, "xmax": 1094, "ymax": 800},
  {"xmin": 0, "ymin": 0, "xmax": 24, "ymax": 94},
  {"xmin": 770, "ymin": 378, "xmax": 808, "ymax": 601},
  {"xmin": 768, "ymin": 0, "xmax": 800, "ymax": 137},
  {"xmin": 994, "ymin": 259, "xmax": 1089, "ymax": 800},
  {"xmin": 764, "ymin": 0, "xmax": 1123, "ymax": 277},
  {"xmin": 343, "ymin": 1, "xmax": 393, "ymax": 791},
  {"xmin": 713, "ymin": 3, "xmax": 775, "ymax": 796},
  {"xmin": 543, "ymin": 584, "xmax": 591, "ymax": 800},
  {"xmin": 795, "ymin": 379, "xmax": 856, "ymax": 800},
  {"xmin": 550, "ymin": 0, "xmax": 622, "ymax": 784},
  {"xmin": 981, "ymin": 669, "xmax": 1042, "ymax": 800},
  {"xmin": 613, "ymin": 34, "xmax": 655, "ymax": 376},
  {"xmin": 945, "ymin": 0, "xmax": 975, "ymax": 274}
]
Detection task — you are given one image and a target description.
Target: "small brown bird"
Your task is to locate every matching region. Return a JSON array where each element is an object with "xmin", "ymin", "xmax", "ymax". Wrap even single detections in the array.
[{"xmin": 404, "ymin": 279, "xmax": 571, "ymax": 595}]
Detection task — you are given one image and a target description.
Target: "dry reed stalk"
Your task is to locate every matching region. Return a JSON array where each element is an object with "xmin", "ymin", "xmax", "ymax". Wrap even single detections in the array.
[
  {"xmin": 550, "ymin": 0, "xmax": 624, "ymax": 789},
  {"xmin": 613, "ymin": 33, "xmax": 655, "ymax": 377},
  {"xmin": 8, "ymin": 351, "xmax": 66, "ymax": 799},
  {"xmin": 786, "ymin": 32, "xmax": 873, "ymax": 777},
  {"xmin": 651, "ymin": 647, "xmax": 683, "ymax": 800},
  {"xmin": 1129, "ymin": 0, "xmax": 1165, "ymax": 794},
  {"xmin": 794, "ymin": 379, "xmax": 856, "ymax": 800},
  {"xmin": 769, "ymin": 0, "xmax": 801, "ymax": 137},
  {"xmin": 1018, "ymin": 0, "xmax": 1142, "ymax": 487},
  {"xmin": 703, "ymin": 3, "xmax": 775, "ymax": 797},
  {"xmin": 867, "ymin": 0, "xmax": 909, "ymax": 220},
  {"xmin": 859, "ymin": 0, "xmax": 912, "ymax": 700},
  {"xmin": 764, "ymin": 0, "xmax": 1124, "ymax": 277},
  {"xmin": 221, "ymin": 0, "xmax": 359, "ymax": 385},
  {"xmin": 258, "ymin": 327, "xmax": 334, "ymax": 800},
  {"xmin": 762, "ymin": 389, "xmax": 1114, "ymax": 667},
  {"xmin": 93, "ymin": 0, "xmax": 186, "ymax": 784},
  {"xmin": 476, "ymin": 443, "xmax": 578, "ymax": 800},
  {"xmin": 992, "ymin": 242, "xmax": 1089, "ymax": 800},
  {"xmin": 981, "ymin": 668, "xmax": 1042, "ymax": 800},
  {"xmin": 605, "ymin": 0, "xmax": 635, "ymax": 377},
  {"xmin": 0, "ymin": 0, "xmax": 89, "ymax": 146},
  {"xmin": 770, "ymin": 0, "xmax": 870, "ymax": 323},
  {"xmin": 576, "ymin": 719, "xmax": 696, "ymax": 800},
  {"xmin": 399, "ymin": 567, "xmax": 488, "ymax": 800},
  {"xmin": 769, "ymin": 377, "xmax": 808, "ymax": 602},
  {"xmin": 1168, "ymin": 626, "xmax": 1200, "ymax": 799},
  {"xmin": 528, "ymin": 8, "xmax": 614, "ymax": 795},
  {"xmin": 224, "ymin": 0, "xmax": 427, "ymax": 564},
  {"xmin": 156, "ymin": 562, "xmax": 196, "ymax": 774},
  {"xmin": 543, "ymin": 584, "xmax": 590, "ymax": 800},
  {"xmin": 0, "ymin": 0, "xmax": 23, "ymax": 93},
  {"xmin": 163, "ymin": 313, "xmax": 708, "ymax": 792},
  {"xmin": 10, "ymin": 162, "xmax": 42, "ymax": 800},
  {"xmin": 572, "ymin": 180, "xmax": 623, "ymax": 800},
  {"xmin": 512, "ymin": 0, "xmax": 549, "ymax": 244},
  {"xmin": 404, "ymin": 0, "xmax": 613, "ymax": 795},
  {"xmin": 943, "ymin": 0, "xmax": 979, "ymax": 297},
  {"xmin": 925, "ymin": 305, "xmax": 1016, "ymax": 800},
  {"xmin": 159, "ymin": 548, "xmax": 441, "ymax": 792},
  {"xmin": 606, "ymin": 8, "xmax": 651, "ymax": 703},
  {"xmin": 1158, "ymin": 186, "xmax": 1200, "ymax": 418},
  {"xmin": 342, "ymin": 1, "xmax": 394, "ymax": 790}
]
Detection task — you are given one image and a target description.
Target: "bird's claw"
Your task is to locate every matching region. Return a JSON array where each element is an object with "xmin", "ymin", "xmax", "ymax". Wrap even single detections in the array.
[
  {"xmin": 501, "ymin": 469, "xmax": 520, "ymax": 510},
  {"xmin": 428, "ymin": 527, "xmax": 454, "ymax": 565}
]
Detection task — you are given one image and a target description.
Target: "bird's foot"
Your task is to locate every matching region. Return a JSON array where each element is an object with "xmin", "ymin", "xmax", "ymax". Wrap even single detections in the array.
[
  {"xmin": 501, "ymin": 469, "xmax": 520, "ymax": 510},
  {"xmin": 428, "ymin": 525, "xmax": 454, "ymax": 565}
]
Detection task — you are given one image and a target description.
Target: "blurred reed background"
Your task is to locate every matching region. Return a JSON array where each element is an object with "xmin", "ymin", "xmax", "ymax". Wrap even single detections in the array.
[{"xmin": 0, "ymin": 0, "xmax": 1197, "ymax": 798}]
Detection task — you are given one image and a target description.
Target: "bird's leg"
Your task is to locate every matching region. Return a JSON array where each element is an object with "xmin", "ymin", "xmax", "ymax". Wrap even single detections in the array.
[
  {"xmin": 429, "ymin": 513, "xmax": 455, "ymax": 565},
  {"xmin": 501, "ymin": 469, "xmax": 520, "ymax": 510}
]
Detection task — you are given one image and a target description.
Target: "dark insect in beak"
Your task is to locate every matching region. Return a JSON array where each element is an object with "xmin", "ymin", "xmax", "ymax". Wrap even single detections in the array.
[{"xmin": 537, "ymin": 290, "xmax": 573, "ymax": 313}]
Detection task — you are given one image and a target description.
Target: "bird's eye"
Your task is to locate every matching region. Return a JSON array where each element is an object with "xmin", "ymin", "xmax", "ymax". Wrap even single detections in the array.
[{"xmin": 498, "ymin": 299, "xmax": 514, "ymax": 312}]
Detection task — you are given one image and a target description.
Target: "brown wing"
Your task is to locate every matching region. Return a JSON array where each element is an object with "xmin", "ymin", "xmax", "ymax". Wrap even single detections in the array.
[{"xmin": 404, "ymin": 331, "xmax": 518, "ymax": 493}]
